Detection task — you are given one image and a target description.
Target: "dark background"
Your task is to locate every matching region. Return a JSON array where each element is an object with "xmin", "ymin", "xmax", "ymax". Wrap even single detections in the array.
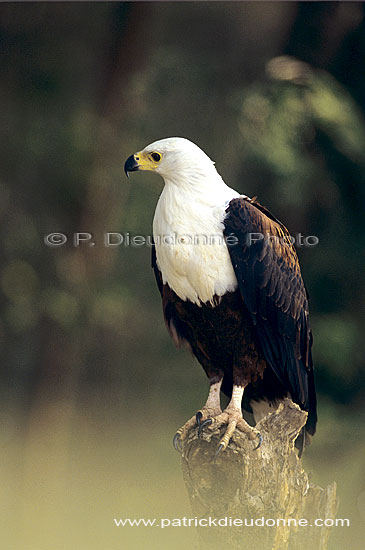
[{"xmin": 0, "ymin": 2, "xmax": 364, "ymax": 549}]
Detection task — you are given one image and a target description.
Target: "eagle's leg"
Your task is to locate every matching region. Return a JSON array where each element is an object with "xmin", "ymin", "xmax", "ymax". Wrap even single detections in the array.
[
  {"xmin": 210, "ymin": 385, "xmax": 262, "ymax": 456},
  {"xmin": 173, "ymin": 377, "xmax": 223, "ymax": 452}
]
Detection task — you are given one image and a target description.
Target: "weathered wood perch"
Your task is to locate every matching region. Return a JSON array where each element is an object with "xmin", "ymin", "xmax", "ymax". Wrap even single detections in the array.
[{"xmin": 180, "ymin": 399, "xmax": 337, "ymax": 550}]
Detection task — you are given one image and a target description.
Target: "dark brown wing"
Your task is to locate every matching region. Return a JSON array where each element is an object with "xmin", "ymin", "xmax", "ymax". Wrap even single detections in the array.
[{"xmin": 224, "ymin": 197, "xmax": 317, "ymax": 434}]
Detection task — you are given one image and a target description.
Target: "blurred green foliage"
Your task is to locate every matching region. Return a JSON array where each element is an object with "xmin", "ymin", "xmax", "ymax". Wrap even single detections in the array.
[
  {"xmin": 2, "ymin": 2, "xmax": 364, "ymax": 405},
  {"xmin": 0, "ymin": 3, "xmax": 365, "ymax": 426}
]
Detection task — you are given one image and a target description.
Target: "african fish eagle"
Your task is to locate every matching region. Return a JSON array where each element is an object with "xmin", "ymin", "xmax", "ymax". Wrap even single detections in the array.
[{"xmin": 124, "ymin": 137, "xmax": 317, "ymax": 456}]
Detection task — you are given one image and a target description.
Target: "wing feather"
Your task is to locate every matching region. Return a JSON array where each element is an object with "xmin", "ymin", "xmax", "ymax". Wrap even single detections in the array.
[{"xmin": 224, "ymin": 196, "xmax": 316, "ymax": 426}]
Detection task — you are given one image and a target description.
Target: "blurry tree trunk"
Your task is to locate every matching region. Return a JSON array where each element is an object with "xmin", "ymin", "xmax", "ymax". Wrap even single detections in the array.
[{"xmin": 180, "ymin": 399, "xmax": 337, "ymax": 550}]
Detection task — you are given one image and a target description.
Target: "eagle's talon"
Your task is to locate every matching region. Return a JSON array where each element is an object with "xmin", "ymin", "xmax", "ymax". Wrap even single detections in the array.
[
  {"xmin": 173, "ymin": 432, "xmax": 182, "ymax": 453},
  {"xmin": 214, "ymin": 443, "xmax": 225, "ymax": 460},
  {"xmin": 195, "ymin": 411, "xmax": 203, "ymax": 427},
  {"xmin": 198, "ymin": 418, "xmax": 213, "ymax": 437},
  {"xmin": 173, "ymin": 411, "xmax": 208, "ymax": 451},
  {"xmin": 253, "ymin": 433, "xmax": 263, "ymax": 450}
]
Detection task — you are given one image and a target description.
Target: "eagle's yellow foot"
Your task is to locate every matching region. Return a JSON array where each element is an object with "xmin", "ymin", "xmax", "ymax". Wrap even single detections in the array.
[
  {"xmin": 173, "ymin": 406, "xmax": 222, "ymax": 452},
  {"xmin": 207, "ymin": 407, "xmax": 262, "ymax": 458}
]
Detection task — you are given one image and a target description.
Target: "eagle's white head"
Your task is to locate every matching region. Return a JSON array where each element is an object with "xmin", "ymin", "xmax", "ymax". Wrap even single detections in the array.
[
  {"xmin": 124, "ymin": 137, "xmax": 220, "ymax": 187},
  {"xmin": 124, "ymin": 137, "xmax": 241, "ymax": 304}
]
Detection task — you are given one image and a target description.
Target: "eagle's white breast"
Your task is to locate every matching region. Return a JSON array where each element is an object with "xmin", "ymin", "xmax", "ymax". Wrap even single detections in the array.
[{"xmin": 153, "ymin": 181, "xmax": 240, "ymax": 306}]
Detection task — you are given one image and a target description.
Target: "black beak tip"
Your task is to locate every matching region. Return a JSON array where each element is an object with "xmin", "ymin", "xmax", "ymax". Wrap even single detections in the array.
[{"xmin": 124, "ymin": 154, "xmax": 139, "ymax": 178}]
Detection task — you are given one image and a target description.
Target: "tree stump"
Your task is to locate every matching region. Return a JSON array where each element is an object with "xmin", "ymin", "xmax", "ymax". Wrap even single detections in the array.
[{"xmin": 180, "ymin": 399, "xmax": 337, "ymax": 550}]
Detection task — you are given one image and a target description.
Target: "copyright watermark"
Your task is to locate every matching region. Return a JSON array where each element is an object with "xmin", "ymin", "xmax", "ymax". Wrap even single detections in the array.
[
  {"xmin": 44, "ymin": 232, "xmax": 319, "ymax": 248},
  {"xmin": 113, "ymin": 515, "xmax": 349, "ymax": 528}
]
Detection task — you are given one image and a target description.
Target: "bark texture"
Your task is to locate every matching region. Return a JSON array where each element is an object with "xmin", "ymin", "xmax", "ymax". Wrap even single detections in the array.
[{"xmin": 180, "ymin": 399, "xmax": 337, "ymax": 550}]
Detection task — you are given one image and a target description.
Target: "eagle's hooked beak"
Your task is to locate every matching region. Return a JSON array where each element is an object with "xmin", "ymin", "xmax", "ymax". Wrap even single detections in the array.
[{"xmin": 124, "ymin": 154, "xmax": 140, "ymax": 178}]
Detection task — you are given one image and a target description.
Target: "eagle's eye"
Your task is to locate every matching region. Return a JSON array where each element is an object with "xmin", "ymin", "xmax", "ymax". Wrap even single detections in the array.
[{"xmin": 151, "ymin": 152, "xmax": 161, "ymax": 162}]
